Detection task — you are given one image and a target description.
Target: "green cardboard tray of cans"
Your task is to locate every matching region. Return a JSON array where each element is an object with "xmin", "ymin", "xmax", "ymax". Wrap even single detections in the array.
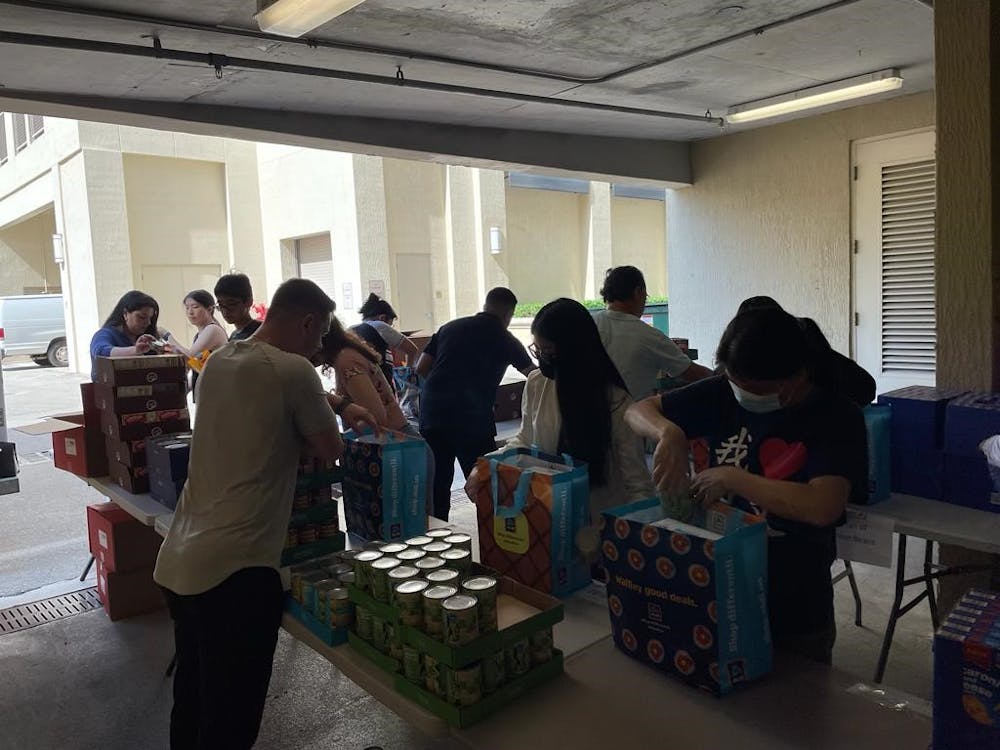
[{"xmin": 284, "ymin": 596, "xmax": 349, "ymax": 648}]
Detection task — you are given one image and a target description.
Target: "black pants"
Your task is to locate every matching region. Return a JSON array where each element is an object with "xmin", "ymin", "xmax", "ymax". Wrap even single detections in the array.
[
  {"xmin": 420, "ymin": 428, "xmax": 496, "ymax": 521},
  {"xmin": 161, "ymin": 567, "xmax": 284, "ymax": 750}
]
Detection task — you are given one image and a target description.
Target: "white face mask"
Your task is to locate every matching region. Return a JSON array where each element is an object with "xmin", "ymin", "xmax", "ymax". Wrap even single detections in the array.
[{"xmin": 729, "ymin": 381, "xmax": 783, "ymax": 414}]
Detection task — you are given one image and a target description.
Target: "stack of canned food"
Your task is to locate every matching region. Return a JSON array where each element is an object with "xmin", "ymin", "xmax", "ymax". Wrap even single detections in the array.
[
  {"xmin": 288, "ymin": 549, "xmax": 361, "ymax": 629},
  {"xmin": 285, "ymin": 456, "xmax": 340, "ymax": 551},
  {"xmin": 347, "ymin": 528, "xmax": 556, "ymax": 708}
]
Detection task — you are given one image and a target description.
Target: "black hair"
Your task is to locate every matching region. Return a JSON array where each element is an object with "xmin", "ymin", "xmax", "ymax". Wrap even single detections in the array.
[
  {"xmin": 317, "ymin": 315, "xmax": 380, "ymax": 370},
  {"xmin": 184, "ymin": 289, "xmax": 216, "ymax": 310},
  {"xmin": 102, "ymin": 291, "xmax": 159, "ymax": 335},
  {"xmin": 736, "ymin": 295, "xmax": 782, "ymax": 315},
  {"xmin": 600, "ymin": 266, "xmax": 646, "ymax": 304},
  {"xmin": 532, "ymin": 298, "xmax": 627, "ymax": 487},
  {"xmin": 484, "ymin": 287, "xmax": 518, "ymax": 313},
  {"xmin": 214, "ymin": 273, "xmax": 253, "ymax": 302},
  {"xmin": 715, "ymin": 308, "xmax": 810, "ymax": 381},
  {"xmin": 268, "ymin": 278, "xmax": 336, "ymax": 319},
  {"xmin": 359, "ymin": 293, "xmax": 397, "ymax": 321}
]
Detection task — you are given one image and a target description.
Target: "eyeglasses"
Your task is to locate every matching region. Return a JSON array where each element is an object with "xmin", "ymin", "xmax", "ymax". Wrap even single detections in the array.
[
  {"xmin": 216, "ymin": 299, "xmax": 245, "ymax": 311},
  {"xmin": 528, "ymin": 343, "xmax": 556, "ymax": 360}
]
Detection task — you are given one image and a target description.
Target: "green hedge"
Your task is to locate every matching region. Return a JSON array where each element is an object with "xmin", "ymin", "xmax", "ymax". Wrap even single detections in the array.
[{"xmin": 513, "ymin": 296, "xmax": 667, "ymax": 318}]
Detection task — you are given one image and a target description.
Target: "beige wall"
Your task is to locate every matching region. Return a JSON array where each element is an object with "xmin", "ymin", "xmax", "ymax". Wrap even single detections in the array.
[
  {"xmin": 505, "ymin": 186, "xmax": 586, "ymax": 303},
  {"xmin": 611, "ymin": 196, "xmax": 667, "ymax": 297},
  {"xmin": 122, "ymin": 154, "xmax": 230, "ymax": 343},
  {"xmin": 0, "ymin": 209, "xmax": 59, "ymax": 295},
  {"xmin": 667, "ymin": 91, "xmax": 936, "ymax": 363}
]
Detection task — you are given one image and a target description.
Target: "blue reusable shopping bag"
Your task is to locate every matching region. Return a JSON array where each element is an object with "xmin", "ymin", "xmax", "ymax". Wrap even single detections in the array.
[
  {"xmin": 341, "ymin": 429, "xmax": 428, "ymax": 541},
  {"xmin": 601, "ymin": 498, "xmax": 772, "ymax": 696}
]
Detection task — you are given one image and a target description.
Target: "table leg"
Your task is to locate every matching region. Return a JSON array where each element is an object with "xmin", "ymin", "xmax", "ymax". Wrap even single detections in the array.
[
  {"xmin": 923, "ymin": 540, "xmax": 940, "ymax": 630},
  {"xmin": 874, "ymin": 533, "xmax": 907, "ymax": 684},
  {"xmin": 844, "ymin": 561, "xmax": 863, "ymax": 627},
  {"xmin": 79, "ymin": 554, "xmax": 95, "ymax": 582}
]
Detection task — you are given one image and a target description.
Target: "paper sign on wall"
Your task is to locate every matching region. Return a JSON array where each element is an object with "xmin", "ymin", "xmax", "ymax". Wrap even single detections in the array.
[
  {"xmin": 836, "ymin": 508, "xmax": 893, "ymax": 568},
  {"xmin": 369, "ymin": 279, "xmax": 385, "ymax": 297},
  {"xmin": 343, "ymin": 282, "xmax": 354, "ymax": 309}
]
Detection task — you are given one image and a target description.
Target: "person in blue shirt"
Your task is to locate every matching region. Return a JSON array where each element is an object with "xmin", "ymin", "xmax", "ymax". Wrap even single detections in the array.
[{"xmin": 89, "ymin": 290, "xmax": 163, "ymax": 380}]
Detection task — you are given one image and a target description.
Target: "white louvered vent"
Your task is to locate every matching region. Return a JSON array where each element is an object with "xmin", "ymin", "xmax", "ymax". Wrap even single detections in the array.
[
  {"xmin": 12, "ymin": 113, "xmax": 27, "ymax": 153},
  {"xmin": 27, "ymin": 114, "xmax": 44, "ymax": 140},
  {"xmin": 880, "ymin": 159, "xmax": 936, "ymax": 374},
  {"xmin": 0, "ymin": 115, "xmax": 7, "ymax": 165},
  {"xmin": 296, "ymin": 234, "xmax": 335, "ymax": 298}
]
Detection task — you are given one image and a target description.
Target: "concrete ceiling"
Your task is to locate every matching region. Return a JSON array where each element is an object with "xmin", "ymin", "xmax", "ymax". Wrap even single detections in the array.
[{"xmin": 0, "ymin": 0, "xmax": 934, "ymax": 183}]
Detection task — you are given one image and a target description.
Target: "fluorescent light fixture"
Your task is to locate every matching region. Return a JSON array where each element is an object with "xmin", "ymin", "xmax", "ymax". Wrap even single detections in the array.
[
  {"xmin": 726, "ymin": 68, "xmax": 903, "ymax": 124},
  {"xmin": 256, "ymin": 0, "xmax": 366, "ymax": 38}
]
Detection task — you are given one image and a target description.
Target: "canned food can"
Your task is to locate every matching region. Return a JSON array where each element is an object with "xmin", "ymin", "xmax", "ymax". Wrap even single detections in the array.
[
  {"xmin": 422, "ymin": 541, "xmax": 452, "ymax": 557},
  {"xmin": 443, "ymin": 664, "xmax": 459, "ymax": 704},
  {"xmin": 318, "ymin": 520, "xmax": 340, "ymax": 539},
  {"xmin": 299, "ymin": 571, "xmax": 327, "ymax": 611},
  {"xmin": 403, "ymin": 645, "xmax": 424, "ymax": 684},
  {"xmin": 405, "ymin": 535, "xmax": 433, "ymax": 549},
  {"xmin": 529, "ymin": 627, "xmax": 554, "ymax": 665},
  {"xmin": 310, "ymin": 485, "xmax": 333, "ymax": 505},
  {"xmin": 298, "ymin": 523, "xmax": 318, "ymax": 545},
  {"xmin": 506, "ymin": 638, "xmax": 531, "ymax": 677},
  {"xmin": 337, "ymin": 571, "xmax": 356, "ymax": 587},
  {"xmin": 442, "ymin": 594, "xmax": 480, "ymax": 646},
  {"xmin": 440, "ymin": 548, "xmax": 472, "ymax": 574},
  {"xmin": 353, "ymin": 550, "xmax": 384, "ymax": 593},
  {"xmin": 481, "ymin": 650, "xmax": 506, "ymax": 694},
  {"xmin": 422, "ymin": 584, "xmax": 459, "ymax": 638},
  {"xmin": 329, "ymin": 562, "xmax": 353, "ymax": 578},
  {"xmin": 371, "ymin": 615, "xmax": 388, "ymax": 653},
  {"xmin": 286, "ymin": 527, "xmax": 299, "ymax": 548},
  {"xmin": 444, "ymin": 533, "xmax": 473, "ymax": 553},
  {"xmin": 330, "ymin": 587, "xmax": 354, "ymax": 629},
  {"xmin": 369, "ymin": 557, "xmax": 402, "ymax": 603},
  {"xmin": 396, "ymin": 548, "xmax": 426, "ymax": 563},
  {"xmin": 292, "ymin": 492, "xmax": 311, "ymax": 511},
  {"xmin": 290, "ymin": 564, "xmax": 320, "ymax": 603},
  {"xmin": 395, "ymin": 579, "xmax": 430, "ymax": 627},
  {"xmin": 387, "ymin": 565, "xmax": 420, "ymax": 603},
  {"xmin": 461, "ymin": 576, "xmax": 499, "ymax": 633},
  {"xmin": 355, "ymin": 606, "xmax": 373, "ymax": 641},
  {"xmin": 424, "ymin": 653, "xmax": 441, "ymax": 695},
  {"xmin": 386, "ymin": 622, "xmax": 403, "ymax": 661},
  {"xmin": 425, "ymin": 527, "xmax": 454, "ymax": 540},
  {"xmin": 425, "ymin": 568, "xmax": 461, "ymax": 586},
  {"xmin": 339, "ymin": 549, "xmax": 361, "ymax": 570},
  {"xmin": 313, "ymin": 579, "xmax": 340, "ymax": 621},
  {"xmin": 379, "ymin": 542, "xmax": 408, "ymax": 556},
  {"xmin": 453, "ymin": 664, "xmax": 483, "ymax": 706},
  {"xmin": 363, "ymin": 540, "xmax": 386, "ymax": 551},
  {"xmin": 414, "ymin": 556, "xmax": 446, "ymax": 575}
]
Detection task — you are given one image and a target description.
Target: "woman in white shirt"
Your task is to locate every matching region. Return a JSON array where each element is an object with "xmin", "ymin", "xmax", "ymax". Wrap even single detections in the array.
[{"xmin": 466, "ymin": 298, "xmax": 653, "ymax": 523}]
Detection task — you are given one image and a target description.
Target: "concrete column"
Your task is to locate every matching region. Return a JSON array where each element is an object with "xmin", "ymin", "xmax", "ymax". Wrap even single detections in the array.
[
  {"xmin": 471, "ymin": 168, "xmax": 510, "ymax": 299},
  {"xmin": 445, "ymin": 166, "xmax": 481, "ymax": 318},
  {"xmin": 583, "ymin": 182, "xmax": 613, "ymax": 299},
  {"xmin": 934, "ymin": 0, "xmax": 1000, "ymax": 610},
  {"xmin": 352, "ymin": 155, "xmax": 392, "ymax": 306},
  {"xmin": 223, "ymin": 141, "xmax": 268, "ymax": 302}
]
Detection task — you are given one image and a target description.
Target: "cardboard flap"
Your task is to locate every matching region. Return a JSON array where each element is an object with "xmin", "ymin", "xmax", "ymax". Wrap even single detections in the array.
[{"xmin": 16, "ymin": 416, "xmax": 85, "ymax": 435}]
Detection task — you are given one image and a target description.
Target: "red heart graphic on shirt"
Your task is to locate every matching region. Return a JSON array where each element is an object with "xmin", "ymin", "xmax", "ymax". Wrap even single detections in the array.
[{"xmin": 759, "ymin": 438, "xmax": 808, "ymax": 480}]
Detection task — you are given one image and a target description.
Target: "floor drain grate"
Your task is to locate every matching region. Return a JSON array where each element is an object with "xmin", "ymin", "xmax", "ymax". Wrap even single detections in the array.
[{"xmin": 0, "ymin": 587, "xmax": 102, "ymax": 635}]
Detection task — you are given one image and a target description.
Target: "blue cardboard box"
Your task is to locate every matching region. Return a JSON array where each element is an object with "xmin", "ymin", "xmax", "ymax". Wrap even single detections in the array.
[
  {"xmin": 943, "ymin": 394, "xmax": 1000, "ymax": 513},
  {"xmin": 145, "ymin": 433, "xmax": 192, "ymax": 482},
  {"xmin": 933, "ymin": 589, "xmax": 1000, "ymax": 749}
]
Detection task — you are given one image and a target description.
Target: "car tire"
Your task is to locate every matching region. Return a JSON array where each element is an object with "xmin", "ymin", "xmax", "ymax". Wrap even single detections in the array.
[
  {"xmin": 32, "ymin": 355, "xmax": 52, "ymax": 367},
  {"xmin": 47, "ymin": 339, "xmax": 69, "ymax": 367}
]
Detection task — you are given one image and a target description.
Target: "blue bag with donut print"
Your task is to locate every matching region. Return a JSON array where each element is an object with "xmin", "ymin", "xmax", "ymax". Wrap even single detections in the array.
[
  {"xmin": 600, "ymin": 498, "xmax": 772, "ymax": 696},
  {"xmin": 341, "ymin": 429, "xmax": 428, "ymax": 541}
]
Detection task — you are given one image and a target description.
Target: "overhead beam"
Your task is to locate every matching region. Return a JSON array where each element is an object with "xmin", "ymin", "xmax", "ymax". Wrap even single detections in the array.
[{"xmin": 0, "ymin": 91, "xmax": 693, "ymax": 186}]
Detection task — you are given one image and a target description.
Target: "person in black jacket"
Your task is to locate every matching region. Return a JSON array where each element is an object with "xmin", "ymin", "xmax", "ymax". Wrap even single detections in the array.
[{"xmin": 737, "ymin": 296, "xmax": 876, "ymax": 407}]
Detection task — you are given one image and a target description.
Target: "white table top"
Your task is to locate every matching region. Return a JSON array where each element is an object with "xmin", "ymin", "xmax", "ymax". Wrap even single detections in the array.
[
  {"xmin": 84, "ymin": 476, "xmax": 171, "ymax": 527},
  {"xmin": 863, "ymin": 493, "xmax": 1000, "ymax": 554}
]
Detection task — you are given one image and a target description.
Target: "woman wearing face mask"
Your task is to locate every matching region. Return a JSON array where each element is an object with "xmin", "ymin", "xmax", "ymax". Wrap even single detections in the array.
[
  {"xmin": 625, "ymin": 307, "xmax": 868, "ymax": 665},
  {"xmin": 89, "ymin": 290, "xmax": 166, "ymax": 381},
  {"xmin": 465, "ymin": 298, "xmax": 653, "ymax": 527}
]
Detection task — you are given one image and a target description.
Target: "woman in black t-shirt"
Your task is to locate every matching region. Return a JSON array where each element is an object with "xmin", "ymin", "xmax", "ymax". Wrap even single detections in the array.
[{"xmin": 625, "ymin": 307, "xmax": 868, "ymax": 665}]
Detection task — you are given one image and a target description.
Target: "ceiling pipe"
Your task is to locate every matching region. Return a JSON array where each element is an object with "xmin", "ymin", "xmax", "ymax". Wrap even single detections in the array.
[
  {"xmin": 0, "ymin": 30, "xmax": 724, "ymax": 125},
  {"xmin": 0, "ymin": 0, "xmax": 867, "ymax": 86}
]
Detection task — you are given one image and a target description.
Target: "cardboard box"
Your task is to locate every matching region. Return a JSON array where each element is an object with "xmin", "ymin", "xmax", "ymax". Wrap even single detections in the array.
[
  {"xmin": 105, "ymin": 437, "xmax": 148, "ymax": 468},
  {"xmin": 941, "ymin": 394, "xmax": 1000, "ymax": 513},
  {"xmin": 86, "ymin": 502, "xmax": 161, "ymax": 572},
  {"xmin": 107, "ymin": 458, "xmax": 150, "ymax": 494},
  {"xmin": 95, "ymin": 559, "xmax": 165, "ymax": 621},
  {"xmin": 150, "ymin": 475, "xmax": 186, "ymax": 510},
  {"xmin": 93, "ymin": 354, "xmax": 187, "ymax": 387},
  {"xmin": 402, "ymin": 330, "xmax": 434, "ymax": 366},
  {"xmin": 94, "ymin": 381, "xmax": 187, "ymax": 414},
  {"xmin": 16, "ymin": 384, "xmax": 108, "ymax": 478},
  {"xmin": 100, "ymin": 408, "xmax": 190, "ymax": 442},
  {"xmin": 145, "ymin": 433, "xmax": 192, "ymax": 482},
  {"xmin": 493, "ymin": 379, "xmax": 525, "ymax": 423}
]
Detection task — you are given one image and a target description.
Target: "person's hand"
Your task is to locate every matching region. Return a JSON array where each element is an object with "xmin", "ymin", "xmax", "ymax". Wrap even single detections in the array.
[
  {"xmin": 652, "ymin": 430, "xmax": 690, "ymax": 496},
  {"xmin": 691, "ymin": 466, "xmax": 739, "ymax": 507},
  {"xmin": 340, "ymin": 403, "xmax": 381, "ymax": 436},
  {"xmin": 135, "ymin": 334, "xmax": 155, "ymax": 354},
  {"xmin": 465, "ymin": 465, "xmax": 487, "ymax": 502}
]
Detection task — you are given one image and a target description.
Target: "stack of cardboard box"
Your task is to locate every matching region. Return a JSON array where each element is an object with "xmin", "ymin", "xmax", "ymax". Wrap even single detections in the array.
[
  {"xmin": 86, "ymin": 502, "xmax": 165, "ymax": 620},
  {"xmin": 94, "ymin": 355, "xmax": 190, "ymax": 495}
]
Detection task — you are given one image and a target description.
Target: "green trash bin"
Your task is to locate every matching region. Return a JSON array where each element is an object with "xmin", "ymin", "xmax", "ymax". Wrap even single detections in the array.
[{"xmin": 641, "ymin": 302, "xmax": 669, "ymax": 335}]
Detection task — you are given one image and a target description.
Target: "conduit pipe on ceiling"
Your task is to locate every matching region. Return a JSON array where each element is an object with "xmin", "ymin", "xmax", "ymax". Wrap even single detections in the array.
[{"xmin": 0, "ymin": 29, "xmax": 724, "ymax": 125}]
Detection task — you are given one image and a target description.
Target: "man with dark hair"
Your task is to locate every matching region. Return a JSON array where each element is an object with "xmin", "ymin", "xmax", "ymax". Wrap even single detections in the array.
[
  {"xmin": 593, "ymin": 265, "xmax": 712, "ymax": 400},
  {"xmin": 416, "ymin": 287, "xmax": 535, "ymax": 520},
  {"xmin": 626, "ymin": 307, "xmax": 867, "ymax": 665},
  {"xmin": 154, "ymin": 278, "xmax": 376, "ymax": 749},
  {"xmin": 214, "ymin": 273, "xmax": 262, "ymax": 342}
]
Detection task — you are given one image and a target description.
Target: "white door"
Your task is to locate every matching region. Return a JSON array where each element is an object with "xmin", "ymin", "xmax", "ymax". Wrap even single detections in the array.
[
  {"xmin": 394, "ymin": 254, "xmax": 434, "ymax": 332},
  {"xmin": 296, "ymin": 234, "xmax": 335, "ymax": 299},
  {"xmin": 852, "ymin": 131, "xmax": 936, "ymax": 394},
  {"xmin": 140, "ymin": 264, "xmax": 223, "ymax": 346}
]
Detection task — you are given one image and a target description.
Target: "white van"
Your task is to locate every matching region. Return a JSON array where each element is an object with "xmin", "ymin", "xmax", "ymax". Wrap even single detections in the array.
[{"xmin": 0, "ymin": 294, "xmax": 68, "ymax": 367}]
